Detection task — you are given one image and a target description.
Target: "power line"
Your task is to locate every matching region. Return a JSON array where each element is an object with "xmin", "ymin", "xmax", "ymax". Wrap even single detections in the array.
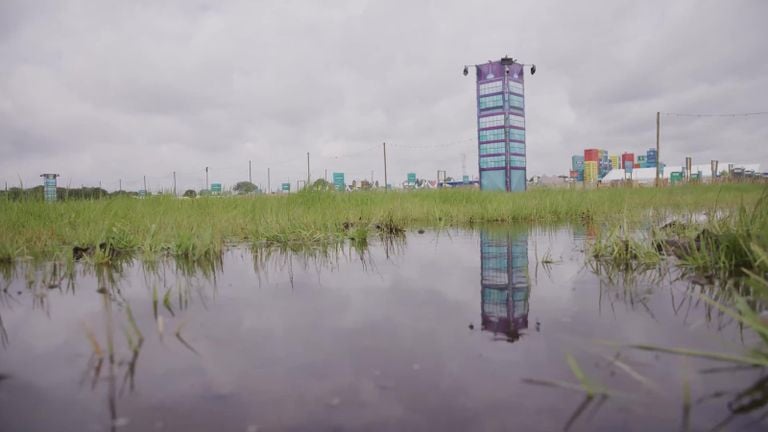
[
  {"xmin": 270, "ymin": 154, "xmax": 305, "ymax": 167},
  {"xmin": 324, "ymin": 143, "xmax": 380, "ymax": 159},
  {"xmin": 208, "ymin": 163, "xmax": 243, "ymax": 171},
  {"xmin": 660, "ymin": 111, "xmax": 768, "ymax": 118},
  {"xmin": 391, "ymin": 137, "xmax": 475, "ymax": 149},
  {"xmin": 12, "ymin": 137, "xmax": 483, "ymax": 193}
]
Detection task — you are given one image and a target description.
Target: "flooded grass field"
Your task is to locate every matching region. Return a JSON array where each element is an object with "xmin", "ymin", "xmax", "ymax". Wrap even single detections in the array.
[
  {"xmin": 2, "ymin": 185, "xmax": 765, "ymax": 262},
  {"xmin": 1, "ymin": 227, "xmax": 766, "ymax": 431}
]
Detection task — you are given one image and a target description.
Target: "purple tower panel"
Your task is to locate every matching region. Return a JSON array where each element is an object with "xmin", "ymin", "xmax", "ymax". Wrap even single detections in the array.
[{"xmin": 476, "ymin": 59, "xmax": 526, "ymax": 192}]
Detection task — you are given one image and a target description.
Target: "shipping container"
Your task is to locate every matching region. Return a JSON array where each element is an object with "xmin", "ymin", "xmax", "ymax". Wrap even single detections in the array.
[
  {"xmin": 646, "ymin": 148, "xmax": 657, "ymax": 162},
  {"xmin": 584, "ymin": 149, "xmax": 600, "ymax": 162},
  {"xmin": 622, "ymin": 153, "xmax": 635, "ymax": 166},
  {"xmin": 583, "ymin": 161, "xmax": 599, "ymax": 182},
  {"xmin": 571, "ymin": 155, "xmax": 585, "ymax": 171},
  {"xmin": 610, "ymin": 155, "xmax": 620, "ymax": 170},
  {"xmin": 598, "ymin": 160, "xmax": 611, "ymax": 179}
]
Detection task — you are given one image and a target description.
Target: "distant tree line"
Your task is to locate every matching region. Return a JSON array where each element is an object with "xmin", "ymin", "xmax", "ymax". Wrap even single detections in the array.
[
  {"xmin": 0, "ymin": 180, "xmax": 266, "ymax": 201},
  {"xmin": 0, "ymin": 186, "xmax": 115, "ymax": 201}
]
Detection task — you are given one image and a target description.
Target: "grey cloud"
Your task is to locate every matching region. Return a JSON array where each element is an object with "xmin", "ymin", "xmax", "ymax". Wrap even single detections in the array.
[{"xmin": 0, "ymin": 0, "xmax": 766, "ymax": 192}]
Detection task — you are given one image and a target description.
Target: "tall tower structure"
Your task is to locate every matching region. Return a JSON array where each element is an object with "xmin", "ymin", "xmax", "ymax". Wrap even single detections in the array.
[
  {"xmin": 480, "ymin": 230, "xmax": 530, "ymax": 342},
  {"xmin": 472, "ymin": 57, "xmax": 533, "ymax": 191},
  {"xmin": 40, "ymin": 173, "xmax": 60, "ymax": 202}
]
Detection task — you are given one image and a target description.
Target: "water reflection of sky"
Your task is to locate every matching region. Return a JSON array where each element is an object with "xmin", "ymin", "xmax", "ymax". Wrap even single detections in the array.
[{"xmin": 0, "ymin": 228, "xmax": 766, "ymax": 431}]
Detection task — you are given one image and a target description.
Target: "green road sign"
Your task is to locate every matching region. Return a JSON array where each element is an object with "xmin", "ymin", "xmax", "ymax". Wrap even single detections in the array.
[
  {"xmin": 211, "ymin": 183, "xmax": 222, "ymax": 193},
  {"xmin": 281, "ymin": 182, "xmax": 290, "ymax": 192},
  {"xmin": 462, "ymin": 175, "xmax": 469, "ymax": 183},
  {"xmin": 407, "ymin": 172, "xmax": 416, "ymax": 185},
  {"xmin": 333, "ymin": 172, "xmax": 345, "ymax": 191}
]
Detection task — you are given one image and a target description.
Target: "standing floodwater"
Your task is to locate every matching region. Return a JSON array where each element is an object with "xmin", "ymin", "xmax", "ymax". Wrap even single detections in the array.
[
  {"xmin": 0, "ymin": 227, "xmax": 765, "ymax": 431},
  {"xmin": 480, "ymin": 230, "xmax": 530, "ymax": 343}
]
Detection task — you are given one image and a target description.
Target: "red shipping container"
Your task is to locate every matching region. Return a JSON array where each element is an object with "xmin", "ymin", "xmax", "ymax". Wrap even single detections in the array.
[
  {"xmin": 622, "ymin": 152, "xmax": 635, "ymax": 165},
  {"xmin": 584, "ymin": 148, "xmax": 600, "ymax": 161},
  {"xmin": 569, "ymin": 170, "xmax": 578, "ymax": 178}
]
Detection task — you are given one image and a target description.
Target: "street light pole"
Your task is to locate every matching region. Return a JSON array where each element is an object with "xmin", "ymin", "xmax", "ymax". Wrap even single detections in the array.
[
  {"xmin": 383, "ymin": 142, "xmax": 388, "ymax": 191},
  {"xmin": 656, "ymin": 111, "xmax": 660, "ymax": 187}
]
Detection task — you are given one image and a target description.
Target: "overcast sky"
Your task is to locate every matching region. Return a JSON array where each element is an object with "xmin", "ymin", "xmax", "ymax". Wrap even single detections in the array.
[{"xmin": 1, "ymin": 0, "xmax": 766, "ymax": 192}]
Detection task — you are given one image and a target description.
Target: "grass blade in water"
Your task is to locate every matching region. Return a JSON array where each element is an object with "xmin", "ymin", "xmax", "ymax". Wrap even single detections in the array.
[
  {"xmin": 628, "ymin": 344, "xmax": 768, "ymax": 367},
  {"xmin": 566, "ymin": 353, "xmax": 599, "ymax": 397}
]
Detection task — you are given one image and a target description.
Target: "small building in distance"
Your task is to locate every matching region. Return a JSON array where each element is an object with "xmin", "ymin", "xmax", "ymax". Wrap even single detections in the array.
[{"xmin": 600, "ymin": 163, "xmax": 761, "ymax": 185}]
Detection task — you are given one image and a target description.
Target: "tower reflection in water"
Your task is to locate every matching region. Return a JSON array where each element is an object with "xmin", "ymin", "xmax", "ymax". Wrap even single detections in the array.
[{"xmin": 480, "ymin": 230, "xmax": 530, "ymax": 342}]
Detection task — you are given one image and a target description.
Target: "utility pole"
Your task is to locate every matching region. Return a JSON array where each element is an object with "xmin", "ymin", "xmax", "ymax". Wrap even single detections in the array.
[
  {"xmin": 143, "ymin": 175, "xmax": 147, "ymax": 193},
  {"xmin": 173, "ymin": 171, "xmax": 177, "ymax": 196},
  {"xmin": 267, "ymin": 168, "xmax": 271, "ymax": 194},
  {"xmin": 383, "ymin": 142, "xmax": 388, "ymax": 191},
  {"xmin": 119, "ymin": 179, "xmax": 122, "ymax": 192},
  {"xmin": 205, "ymin": 166, "xmax": 209, "ymax": 191},
  {"xmin": 249, "ymin": 160, "xmax": 252, "ymax": 183},
  {"xmin": 307, "ymin": 152, "xmax": 311, "ymax": 185},
  {"xmin": 656, "ymin": 111, "xmax": 660, "ymax": 187}
]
